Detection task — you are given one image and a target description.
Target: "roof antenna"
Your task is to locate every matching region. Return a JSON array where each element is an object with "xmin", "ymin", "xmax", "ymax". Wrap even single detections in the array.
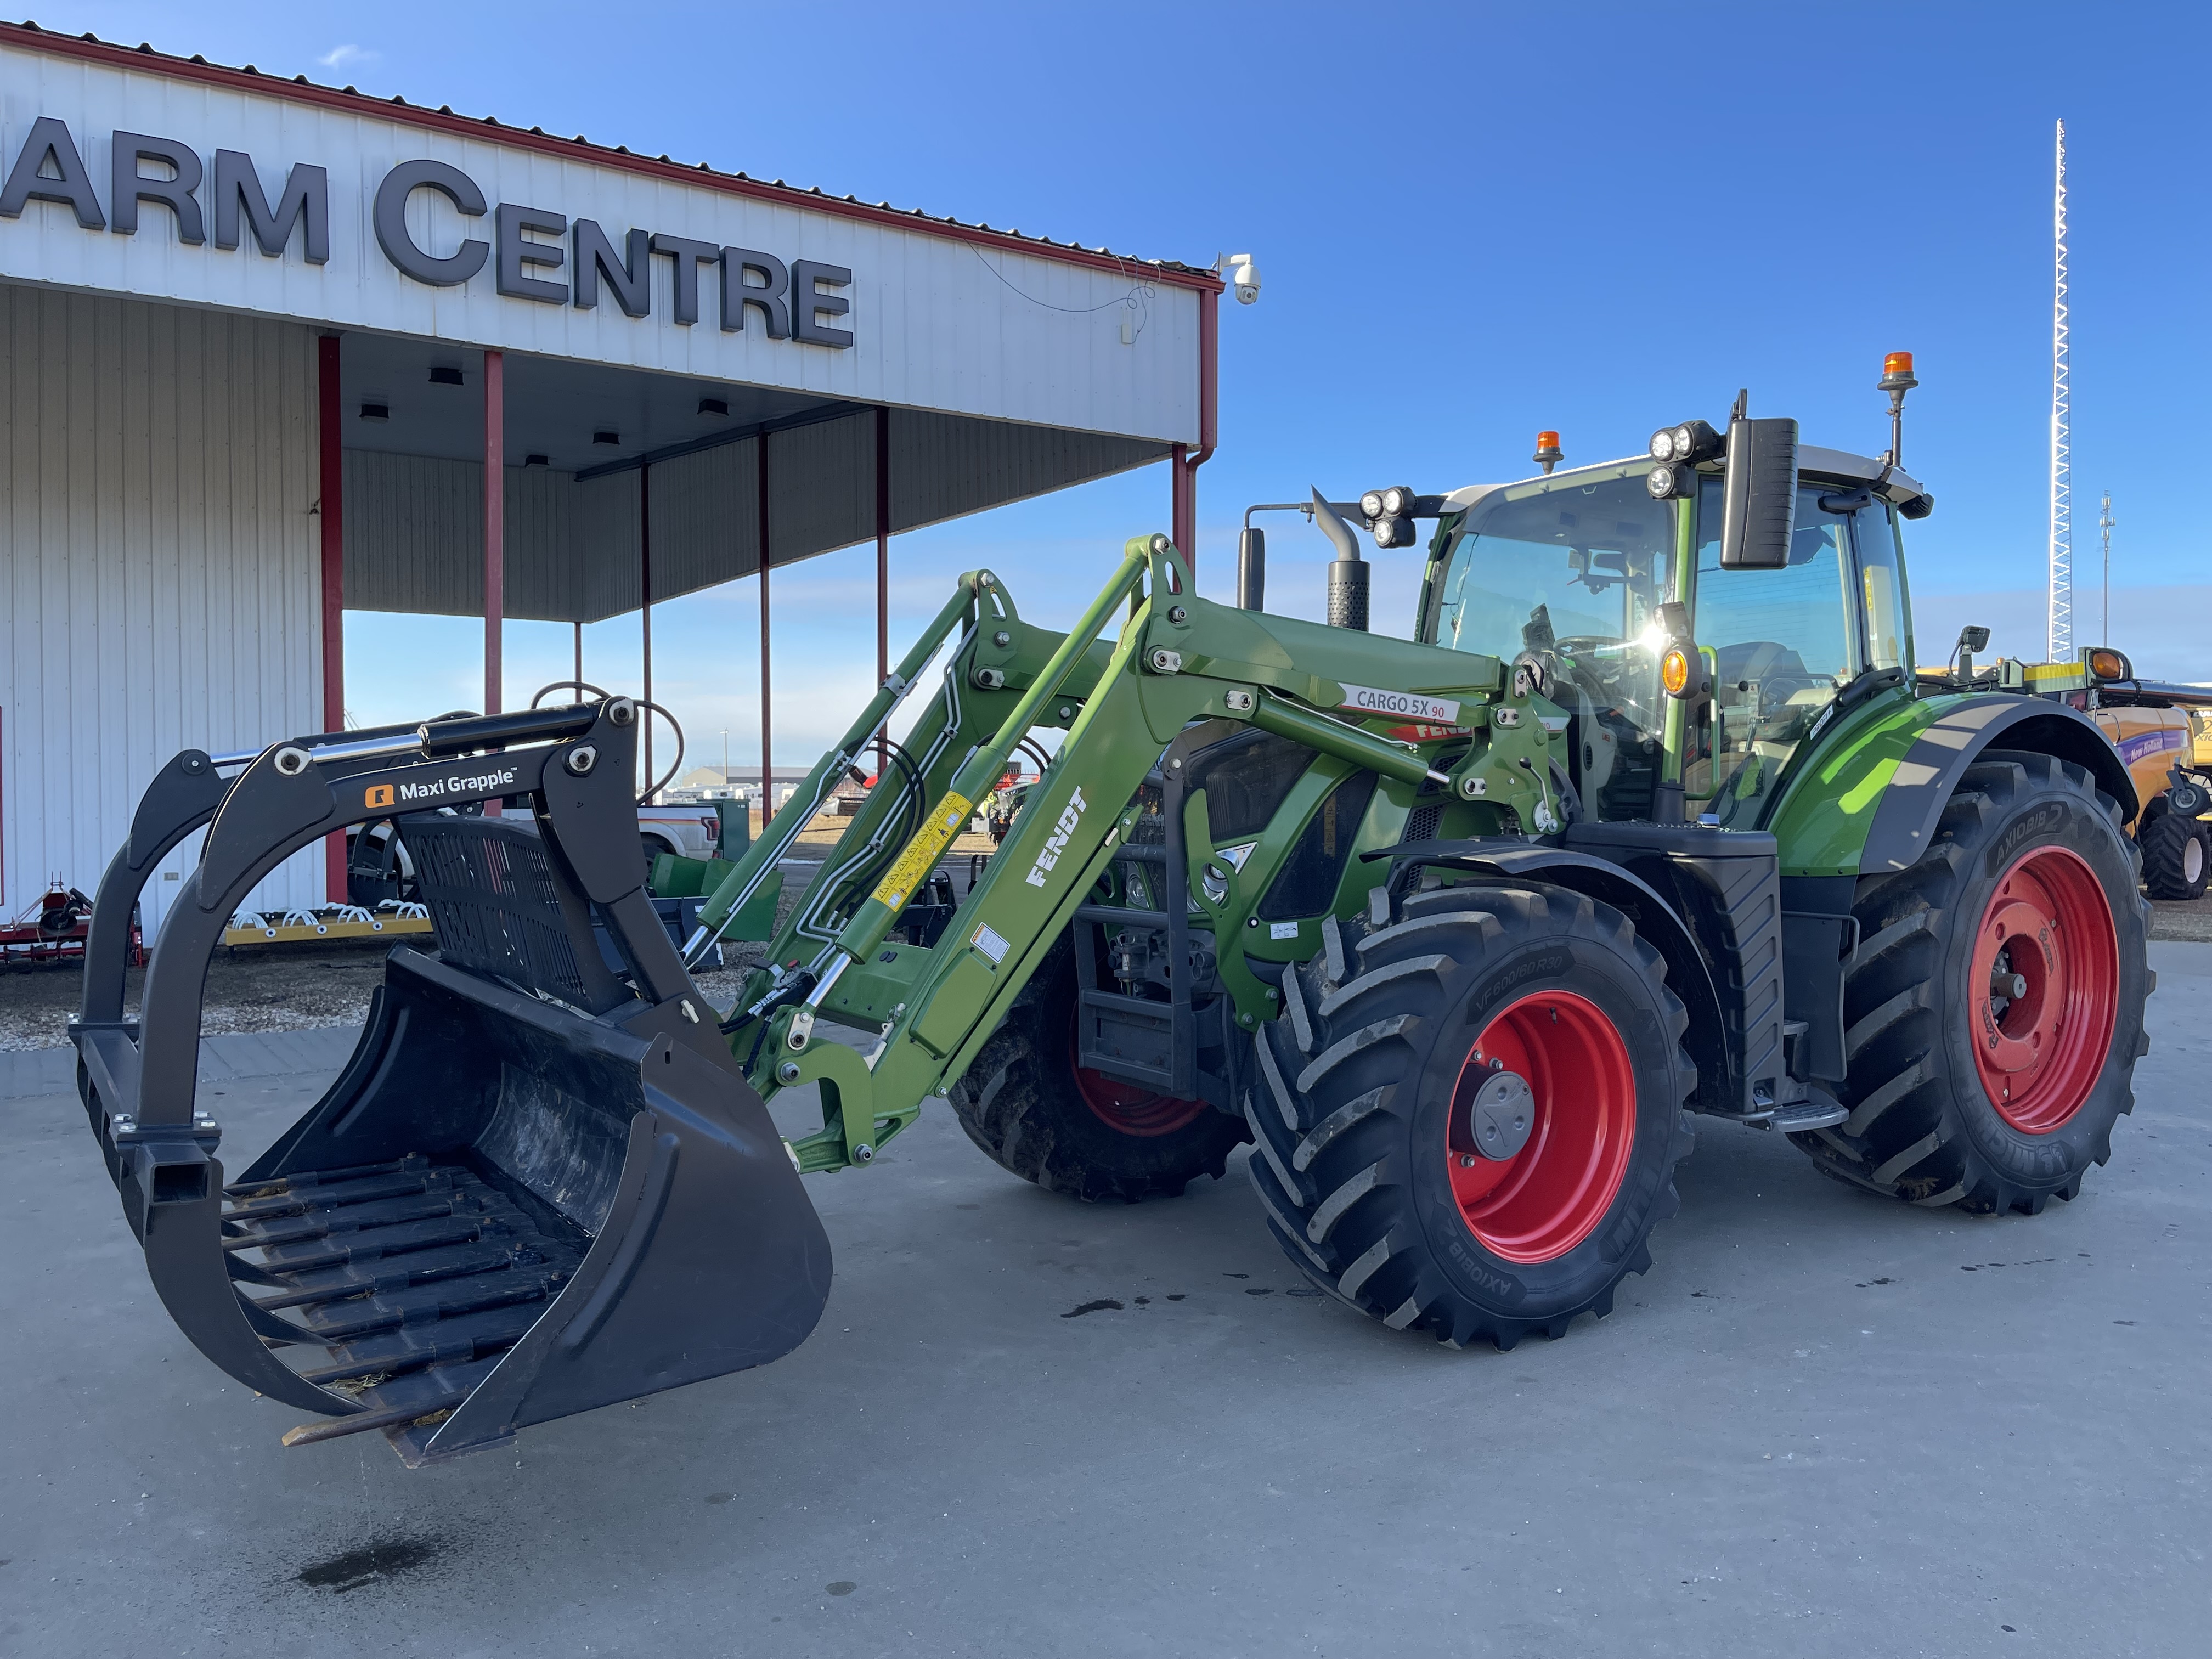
[{"xmin": 1730, "ymin": 388, "xmax": 1748, "ymax": 424}]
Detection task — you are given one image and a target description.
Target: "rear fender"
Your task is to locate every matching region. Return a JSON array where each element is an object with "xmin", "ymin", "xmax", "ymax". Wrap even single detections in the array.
[{"xmin": 1768, "ymin": 692, "xmax": 2137, "ymax": 877}]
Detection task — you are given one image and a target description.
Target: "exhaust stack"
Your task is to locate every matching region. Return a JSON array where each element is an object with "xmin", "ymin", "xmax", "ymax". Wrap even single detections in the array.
[{"xmin": 1311, "ymin": 488, "xmax": 1369, "ymax": 631}]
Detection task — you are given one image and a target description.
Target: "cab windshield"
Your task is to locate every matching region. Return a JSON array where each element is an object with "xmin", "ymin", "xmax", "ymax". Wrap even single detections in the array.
[{"xmin": 1432, "ymin": 466, "xmax": 1675, "ymax": 819}]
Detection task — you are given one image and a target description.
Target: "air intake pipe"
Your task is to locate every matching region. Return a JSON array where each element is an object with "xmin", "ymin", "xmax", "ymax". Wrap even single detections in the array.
[{"xmin": 1311, "ymin": 488, "xmax": 1369, "ymax": 631}]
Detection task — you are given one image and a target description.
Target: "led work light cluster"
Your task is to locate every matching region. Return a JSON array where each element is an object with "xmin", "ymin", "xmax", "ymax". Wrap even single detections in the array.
[
  {"xmin": 1644, "ymin": 418, "xmax": 1723, "ymax": 499},
  {"xmin": 1359, "ymin": 485, "xmax": 1419, "ymax": 549}
]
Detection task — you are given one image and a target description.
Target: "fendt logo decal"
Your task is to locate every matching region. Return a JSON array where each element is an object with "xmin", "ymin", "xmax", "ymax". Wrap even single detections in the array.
[
  {"xmin": 364, "ymin": 768, "xmax": 517, "ymax": 811},
  {"xmin": 1024, "ymin": 787, "xmax": 1090, "ymax": 888}
]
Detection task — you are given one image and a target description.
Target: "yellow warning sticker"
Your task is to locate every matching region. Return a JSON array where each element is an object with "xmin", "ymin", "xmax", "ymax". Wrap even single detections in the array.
[{"xmin": 872, "ymin": 792, "xmax": 973, "ymax": 910}]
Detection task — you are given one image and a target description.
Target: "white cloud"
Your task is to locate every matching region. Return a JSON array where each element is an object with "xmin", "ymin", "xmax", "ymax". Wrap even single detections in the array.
[{"xmin": 317, "ymin": 44, "xmax": 377, "ymax": 70}]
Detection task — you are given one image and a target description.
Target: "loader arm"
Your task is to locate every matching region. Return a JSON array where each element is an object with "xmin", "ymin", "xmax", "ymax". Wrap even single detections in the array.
[
  {"xmin": 730, "ymin": 534, "xmax": 1559, "ymax": 1173},
  {"xmin": 686, "ymin": 572, "xmax": 1118, "ymax": 975}
]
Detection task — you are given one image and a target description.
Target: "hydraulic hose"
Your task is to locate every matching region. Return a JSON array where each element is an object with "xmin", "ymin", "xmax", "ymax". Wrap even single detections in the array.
[
  {"xmin": 686, "ymin": 581, "xmax": 980, "ymax": 964},
  {"xmin": 818, "ymin": 540, "xmax": 1152, "ymax": 984}
]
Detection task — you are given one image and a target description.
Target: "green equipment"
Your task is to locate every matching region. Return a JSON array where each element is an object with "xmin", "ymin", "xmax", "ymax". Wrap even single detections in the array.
[{"xmin": 78, "ymin": 357, "xmax": 2152, "ymax": 1460}]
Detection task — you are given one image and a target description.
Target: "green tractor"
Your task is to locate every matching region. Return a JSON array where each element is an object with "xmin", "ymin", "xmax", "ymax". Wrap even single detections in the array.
[{"xmin": 74, "ymin": 359, "xmax": 2151, "ymax": 1460}]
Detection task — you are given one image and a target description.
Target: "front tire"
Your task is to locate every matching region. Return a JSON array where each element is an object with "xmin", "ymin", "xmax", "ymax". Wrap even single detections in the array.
[
  {"xmin": 1790, "ymin": 751, "xmax": 2152, "ymax": 1214},
  {"xmin": 947, "ymin": 933, "xmax": 1250, "ymax": 1202},
  {"xmin": 2141, "ymin": 809, "xmax": 2209, "ymax": 901},
  {"xmin": 1245, "ymin": 882, "xmax": 1695, "ymax": 1349}
]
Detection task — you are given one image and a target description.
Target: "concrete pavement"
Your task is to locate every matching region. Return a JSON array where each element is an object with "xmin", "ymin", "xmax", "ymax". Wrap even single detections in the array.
[{"xmin": 1, "ymin": 946, "xmax": 2205, "ymax": 1657}]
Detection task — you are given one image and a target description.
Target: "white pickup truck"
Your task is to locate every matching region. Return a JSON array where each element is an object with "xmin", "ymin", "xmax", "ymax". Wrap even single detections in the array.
[
  {"xmin": 347, "ymin": 800, "xmax": 733, "ymax": 904},
  {"xmin": 636, "ymin": 803, "xmax": 728, "ymax": 865}
]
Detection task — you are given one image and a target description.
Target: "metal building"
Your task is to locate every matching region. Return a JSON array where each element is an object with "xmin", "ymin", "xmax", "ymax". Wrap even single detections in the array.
[{"xmin": 0, "ymin": 24, "xmax": 1221, "ymax": 933}]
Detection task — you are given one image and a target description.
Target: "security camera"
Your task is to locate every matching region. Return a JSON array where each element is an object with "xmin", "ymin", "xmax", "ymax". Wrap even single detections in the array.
[{"xmin": 1229, "ymin": 252, "xmax": 1260, "ymax": 304}]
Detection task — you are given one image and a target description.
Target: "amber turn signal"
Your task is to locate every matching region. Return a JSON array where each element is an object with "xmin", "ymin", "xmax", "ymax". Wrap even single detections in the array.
[{"xmin": 1661, "ymin": 647, "xmax": 1692, "ymax": 697}]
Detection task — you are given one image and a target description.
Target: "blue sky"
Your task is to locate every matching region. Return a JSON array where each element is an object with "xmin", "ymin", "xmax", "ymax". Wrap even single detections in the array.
[{"xmin": 48, "ymin": 1, "xmax": 2212, "ymax": 759}]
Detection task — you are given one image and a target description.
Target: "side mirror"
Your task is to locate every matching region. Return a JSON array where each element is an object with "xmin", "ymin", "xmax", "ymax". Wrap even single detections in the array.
[
  {"xmin": 1237, "ymin": 526, "xmax": 1266, "ymax": 611},
  {"xmin": 1956, "ymin": 624, "xmax": 1991, "ymax": 684},
  {"xmin": 2085, "ymin": 646, "xmax": 2132, "ymax": 683},
  {"xmin": 1718, "ymin": 416, "xmax": 1800, "ymax": 569}
]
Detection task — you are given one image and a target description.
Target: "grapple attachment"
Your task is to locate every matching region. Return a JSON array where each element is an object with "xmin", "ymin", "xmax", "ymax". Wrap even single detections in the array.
[{"xmin": 71, "ymin": 701, "xmax": 830, "ymax": 1464}]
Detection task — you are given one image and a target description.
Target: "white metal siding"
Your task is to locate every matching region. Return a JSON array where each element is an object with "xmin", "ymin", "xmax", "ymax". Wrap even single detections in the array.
[
  {"xmin": 0, "ymin": 47, "xmax": 1203, "ymax": 444},
  {"xmin": 0, "ymin": 284, "xmax": 321, "ymax": 935}
]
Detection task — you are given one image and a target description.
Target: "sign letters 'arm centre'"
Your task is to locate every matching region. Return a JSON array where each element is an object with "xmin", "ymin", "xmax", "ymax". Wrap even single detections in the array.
[{"xmin": 0, "ymin": 117, "xmax": 855, "ymax": 347}]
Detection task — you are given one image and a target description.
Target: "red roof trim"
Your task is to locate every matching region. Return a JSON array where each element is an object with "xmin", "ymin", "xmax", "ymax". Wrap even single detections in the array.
[{"xmin": 0, "ymin": 23, "xmax": 1224, "ymax": 294}]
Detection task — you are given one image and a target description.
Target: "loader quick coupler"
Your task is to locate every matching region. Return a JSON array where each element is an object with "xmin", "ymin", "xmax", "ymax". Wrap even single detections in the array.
[{"xmin": 73, "ymin": 694, "xmax": 831, "ymax": 1464}]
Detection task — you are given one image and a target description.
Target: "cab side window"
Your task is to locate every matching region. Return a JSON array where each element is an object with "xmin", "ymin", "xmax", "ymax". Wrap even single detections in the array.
[
  {"xmin": 1852, "ymin": 504, "xmax": 1911, "ymax": 673},
  {"xmin": 1688, "ymin": 481, "xmax": 1861, "ymax": 825}
]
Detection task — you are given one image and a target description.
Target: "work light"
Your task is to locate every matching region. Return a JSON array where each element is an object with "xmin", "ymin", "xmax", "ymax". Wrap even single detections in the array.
[{"xmin": 1650, "ymin": 419, "xmax": 1723, "ymax": 465}]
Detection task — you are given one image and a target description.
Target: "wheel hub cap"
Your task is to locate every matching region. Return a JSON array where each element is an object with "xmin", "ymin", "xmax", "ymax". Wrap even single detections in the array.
[
  {"xmin": 1446, "ymin": 991, "xmax": 1635, "ymax": 1264},
  {"xmin": 1968, "ymin": 844, "xmax": 2119, "ymax": 1133}
]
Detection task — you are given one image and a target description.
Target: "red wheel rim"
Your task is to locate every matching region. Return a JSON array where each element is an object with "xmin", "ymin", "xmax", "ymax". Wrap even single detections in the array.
[
  {"xmin": 1066, "ymin": 1003, "xmax": 1209, "ymax": 1137},
  {"xmin": 1970, "ymin": 844, "xmax": 2117, "ymax": 1133},
  {"xmin": 1445, "ymin": 991, "xmax": 1636, "ymax": 1265}
]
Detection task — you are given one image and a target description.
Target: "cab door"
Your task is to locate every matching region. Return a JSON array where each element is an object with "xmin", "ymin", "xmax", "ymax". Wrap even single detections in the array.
[{"xmin": 1683, "ymin": 481, "xmax": 1871, "ymax": 827}]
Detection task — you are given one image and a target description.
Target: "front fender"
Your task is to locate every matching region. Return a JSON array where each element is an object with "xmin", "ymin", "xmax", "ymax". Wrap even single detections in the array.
[
  {"xmin": 1367, "ymin": 839, "xmax": 1730, "ymax": 1117},
  {"xmin": 1767, "ymin": 691, "xmax": 2136, "ymax": 878}
]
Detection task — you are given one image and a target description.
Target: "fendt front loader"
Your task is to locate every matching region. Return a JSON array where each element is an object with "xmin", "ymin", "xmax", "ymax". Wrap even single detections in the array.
[{"xmin": 75, "ymin": 357, "xmax": 2152, "ymax": 1462}]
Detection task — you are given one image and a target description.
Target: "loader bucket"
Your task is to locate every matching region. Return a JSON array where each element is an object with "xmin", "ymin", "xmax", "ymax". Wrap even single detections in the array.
[{"xmin": 71, "ymin": 704, "xmax": 832, "ymax": 1464}]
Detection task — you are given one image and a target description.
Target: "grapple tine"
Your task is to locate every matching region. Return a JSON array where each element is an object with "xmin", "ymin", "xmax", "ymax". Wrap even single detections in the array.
[
  {"xmin": 222, "ymin": 1154, "xmax": 423, "ymax": 1199},
  {"xmin": 246, "ymin": 1242, "xmax": 526, "ymax": 1311},
  {"xmin": 219, "ymin": 1190, "xmax": 464, "ymax": 1251},
  {"xmin": 222, "ymin": 1168, "xmax": 442, "ymax": 1221},
  {"xmin": 301, "ymin": 1267, "xmax": 572, "ymax": 1342}
]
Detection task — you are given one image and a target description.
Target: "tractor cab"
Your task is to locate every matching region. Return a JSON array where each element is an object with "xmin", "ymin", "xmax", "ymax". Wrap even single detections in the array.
[{"xmin": 1417, "ymin": 434, "xmax": 1931, "ymax": 832}]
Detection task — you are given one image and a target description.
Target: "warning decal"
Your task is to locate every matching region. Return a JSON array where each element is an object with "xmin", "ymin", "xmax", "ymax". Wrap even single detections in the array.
[{"xmin": 871, "ymin": 792, "xmax": 973, "ymax": 910}]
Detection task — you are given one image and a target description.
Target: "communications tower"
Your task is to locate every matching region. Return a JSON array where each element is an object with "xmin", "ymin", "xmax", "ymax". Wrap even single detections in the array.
[{"xmin": 2049, "ymin": 119, "xmax": 2072, "ymax": 661}]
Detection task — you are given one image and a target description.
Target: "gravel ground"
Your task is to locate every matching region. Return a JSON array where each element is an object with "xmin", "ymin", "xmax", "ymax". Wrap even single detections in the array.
[
  {"xmin": 2149, "ymin": 898, "xmax": 2212, "ymax": 942},
  {"xmin": 6, "ymin": 871, "xmax": 2204, "ymax": 1050},
  {"xmin": 0, "ymin": 861, "xmax": 833, "ymax": 1051}
]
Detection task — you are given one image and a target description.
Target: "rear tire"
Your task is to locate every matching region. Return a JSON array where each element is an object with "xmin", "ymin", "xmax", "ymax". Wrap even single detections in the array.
[
  {"xmin": 2141, "ymin": 809, "xmax": 2209, "ymax": 901},
  {"xmin": 1245, "ymin": 882, "xmax": 1695, "ymax": 1349},
  {"xmin": 1790, "ymin": 750, "xmax": 2152, "ymax": 1214},
  {"xmin": 947, "ymin": 933, "xmax": 1250, "ymax": 1203}
]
